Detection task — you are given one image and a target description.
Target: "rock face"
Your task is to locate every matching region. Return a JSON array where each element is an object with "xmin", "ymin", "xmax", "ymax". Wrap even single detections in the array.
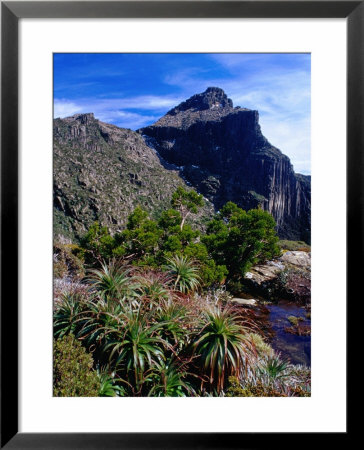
[
  {"xmin": 140, "ymin": 87, "xmax": 311, "ymax": 242},
  {"xmin": 244, "ymin": 251, "xmax": 311, "ymax": 303},
  {"xmin": 53, "ymin": 113, "xmax": 214, "ymax": 241}
]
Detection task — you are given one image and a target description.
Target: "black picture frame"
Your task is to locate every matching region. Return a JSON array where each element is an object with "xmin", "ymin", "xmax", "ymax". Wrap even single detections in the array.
[{"xmin": 1, "ymin": 1, "xmax": 357, "ymax": 448}]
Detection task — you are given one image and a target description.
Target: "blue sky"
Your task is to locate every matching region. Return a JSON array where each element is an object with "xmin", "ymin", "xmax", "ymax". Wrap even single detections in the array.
[{"xmin": 54, "ymin": 53, "xmax": 310, "ymax": 174}]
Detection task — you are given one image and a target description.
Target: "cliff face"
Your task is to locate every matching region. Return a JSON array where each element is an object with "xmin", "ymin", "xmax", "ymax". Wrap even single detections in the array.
[
  {"xmin": 53, "ymin": 113, "xmax": 213, "ymax": 241},
  {"xmin": 53, "ymin": 88, "xmax": 310, "ymax": 243},
  {"xmin": 140, "ymin": 87, "xmax": 311, "ymax": 242}
]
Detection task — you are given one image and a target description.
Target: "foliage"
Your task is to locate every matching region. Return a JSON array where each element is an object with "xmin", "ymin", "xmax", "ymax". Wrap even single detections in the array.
[
  {"xmin": 77, "ymin": 191, "xmax": 279, "ymax": 287},
  {"xmin": 53, "ymin": 266, "xmax": 311, "ymax": 397},
  {"xmin": 134, "ymin": 270, "xmax": 173, "ymax": 310},
  {"xmin": 287, "ymin": 315, "xmax": 304, "ymax": 327},
  {"xmin": 278, "ymin": 240, "xmax": 310, "ymax": 252},
  {"xmin": 97, "ymin": 369, "xmax": 126, "ymax": 397},
  {"xmin": 147, "ymin": 360, "xmax": 195, "ymax": 397},
  {"xmin": 164, "ymin": 255, "xmax": 201, "ymax": 293},
  {"xmin": 105, "ymin": 310, "xmax": 166, "ymax": 393},
  {"xmin": 80, "ymin": 222, "xmax": 116, "ymax": 265},
  {"xmin": 154, "ymin": 300, "xmax": 190, "ymax": 350},
  {"xmin": 53, "ymin": 335, "xmax": 100, "ymax": 397},
  {"xmin": 87, "ymin": 260, "xmax": 137, "ymax": 301},
  {"xmin": 53, "ymin": 188, "xmax": 310, "ymax": 397},
  {"xmin": 257, "ymin": 355, "xmax": 289, "ymax": 380},
  {"xmin": 226, "ymin": 376, "xmax": 253, "ymax": 397},
  {"xmin": 191, "ymin": 305, "xmax": 255, "ymax": 393},
  {"xmin": 75, "ymin": 296, "xmax": 126, "ymax": 365},
  {"xmin": 247, "ymin": 333, "xmax": 274, "ymax": 358},
  {"xmin": 54, "ymin": 293, "xmax": 86, "ymax": 339},
  {"xmin": 114, "ymin": 206, "xmax": 162, "ymax": 262},
  {"xmin": 203, "ymin": 202, "xmax": 280, "ymax": 280},
  {"xmin": 171, "ymin": 186, "xmax": 204, "ymax": 230}
]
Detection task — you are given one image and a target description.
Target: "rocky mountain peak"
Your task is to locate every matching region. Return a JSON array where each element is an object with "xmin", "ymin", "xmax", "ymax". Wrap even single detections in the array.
[
  {"xmin": 168, "ymin": 87, "xmax": 233, "ymax": 115},
  {"xmin": 63, "ymin": 113, "xmax": 95, "ymax": 124},
  {"xmin": 140, "ymin": 88, "xmax": 311, "ymax": 243}
]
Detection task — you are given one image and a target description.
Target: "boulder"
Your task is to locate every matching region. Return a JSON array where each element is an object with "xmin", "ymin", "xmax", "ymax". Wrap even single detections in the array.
[
  {"xmin": 243, "ymin": 251, "xmax": 311, "ymax": 303},
  {"xmin": 230, "ymin": 298, "xmax": 257, "ymax": 306}
]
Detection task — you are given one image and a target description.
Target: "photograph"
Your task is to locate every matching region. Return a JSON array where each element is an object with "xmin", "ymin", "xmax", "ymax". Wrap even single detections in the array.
[{"xmin": 52, "ymin": 52, "xmax": 311, "ymax": 398}]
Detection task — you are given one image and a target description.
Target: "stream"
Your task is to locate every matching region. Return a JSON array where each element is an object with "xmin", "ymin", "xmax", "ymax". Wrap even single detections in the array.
[
  {"xmin": 237, "ymin": 295, "xmax": 311, "ymax": 367},
  {"xmin": 265, "ymin": 300, "xmax": 311, "ymax": 366}
]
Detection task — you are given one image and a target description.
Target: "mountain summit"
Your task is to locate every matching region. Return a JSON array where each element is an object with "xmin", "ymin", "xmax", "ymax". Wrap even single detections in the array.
[
  {"xmin": 53, "ymin": 88, "xmax": 310, "ymax": 243},
  {"xmin": 168, "ymin": 87, "xmax": 234, "ymax": 114},
  {"xmin": 140, "ymin": 88, "xmax": 311, "ymax": 242}
]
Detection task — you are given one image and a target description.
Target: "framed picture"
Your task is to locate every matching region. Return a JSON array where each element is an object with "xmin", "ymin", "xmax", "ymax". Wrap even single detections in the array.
[{"xmin": 1, "ymin": 1, "xmax": 357, "ymax": 448}]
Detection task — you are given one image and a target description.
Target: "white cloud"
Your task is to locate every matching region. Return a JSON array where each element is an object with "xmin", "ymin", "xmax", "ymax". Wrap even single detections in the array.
[
  {"xmin": 163, "ymin": 59, "xmax": 311, "ymax": 174},
  {"xmin": 53, "ymin": 97, "xmax": 162, "ymax": 130},
  {"xmin": 53, "ymin": 100, "xmax": 84, "ymax": 118},
  {"xmin": 54, "ymin": 57, "xmax": 311, "ymax": 174}
]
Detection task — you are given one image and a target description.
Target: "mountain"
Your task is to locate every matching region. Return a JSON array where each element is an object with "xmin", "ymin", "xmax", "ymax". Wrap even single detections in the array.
[
  {"xmin": 53, "ymin": 113, "xmax": 214, "ymax": 241},
  {"xmin": 140, "ymin": 87, "xmax": 311, "ymax": 242},
  {"xmin": 53, "ymin": 88, "xmax": 310, "ymax": 243}
]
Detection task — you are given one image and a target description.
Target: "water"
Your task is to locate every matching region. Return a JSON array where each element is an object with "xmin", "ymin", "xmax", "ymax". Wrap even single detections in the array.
[{"xmin": 264, "ymin": 301, "xmax": 311, "ymax": 366}]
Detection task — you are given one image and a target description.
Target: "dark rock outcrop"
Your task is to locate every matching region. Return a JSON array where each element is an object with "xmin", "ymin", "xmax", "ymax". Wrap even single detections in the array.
[{"xmin": 140, "ymin": 87, "xmax": 310, "ymax": 242}]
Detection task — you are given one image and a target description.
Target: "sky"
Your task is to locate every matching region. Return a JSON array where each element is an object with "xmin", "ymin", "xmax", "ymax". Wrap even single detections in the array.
[{"xmin": 54, "ymin": 53, "xmax": 310, "ymax": 175}]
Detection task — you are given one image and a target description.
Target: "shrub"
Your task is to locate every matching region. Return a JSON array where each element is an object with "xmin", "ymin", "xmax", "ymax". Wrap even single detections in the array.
[
  {"xmin": 203, "ymin": 202, "xmax": 280, "ymax": 281},
  {"xmin": 53, "ymin": 335, "xmax": 99, "ymax": 397},
  {"xmin": 247, "ymin": 333, "xmax": 274, "ymax": 358},
  {"xmin": 164, "ymin": 255, "xmax": 201, "ymax": 293},
  {"xmin": 80, "ymin": 222, "xmax": 116, "ymax": 266},
  {"xmin": 97, "ymin": 369, "xmax": 125, "ymax": 397},
  {"xmin": 87, "ymin": 260, "xmax": 137, "ymax": 301},
  {"xmin": 278, "ymin": 240, "xmax": 310, "ymax": 252},
  {"xmin": 192, "ymin": 305, "xmax": 255, "ymax": 393},
  {"xmin": 105, "ymin": 310, "xmax": 166, "ymax": 393},
  {"xmin": 54, "ymin": 293, "xmax": 86, "ymax": 339},
  {"xmin": 147, "ymin": 360, "xmax": 195, "ymax": 397}
]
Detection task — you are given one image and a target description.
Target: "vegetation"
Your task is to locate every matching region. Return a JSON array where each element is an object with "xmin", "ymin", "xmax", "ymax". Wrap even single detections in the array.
[
  {"xmin": 53, "ymin": 187, "xmax": 310, "ymax": 397},
  {"xmin": 203, "ymin": 202, "xmax": 280, "ymax": 280},
  {"xmin": 278, "ymin": 240, "xmax": 311, "ymax": 252},
  {"xmin": 53, "ymin": 335, "xmax": 100, "ymax": 397}
]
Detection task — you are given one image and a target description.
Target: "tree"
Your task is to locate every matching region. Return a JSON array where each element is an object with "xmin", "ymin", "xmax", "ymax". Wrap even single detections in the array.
[
  {"xmin": 203, "ymin": 202, "xmax": 280, "ymax": 281},
  {"xmin": 114, "ymin": 206, "xmax": 161, "ymax": 263},
  {"xmin": 80, "ymin": 222, "xmax": 115, "ymax": 266},
  {"xmin": 171, "ymin": 186, "xmax": 204, "ymax": 230}
]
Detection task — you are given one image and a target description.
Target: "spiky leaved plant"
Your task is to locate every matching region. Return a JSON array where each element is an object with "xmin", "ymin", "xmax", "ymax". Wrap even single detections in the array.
[
  {"xmin": 154, "ymin": 300, "xmax": 190, "ymax": 351},
  {"xmin": 97, "ymin": 367, "xmax": 126, "ymax": 397},
  {"xmin": 147, "ymin": 359, "xmax": 195, "ymax": 397},
  {"xmin": 76, "ymin": 296, "xmax": 125, "ymax": 365},
  {"xmin": 104, "ymin": 310, "xmax": 166, "ymax": 394},
  {"xmin": 164, "ymin": 255, "xmax": 201, "ymax": 293},
  {"xmin": 192, "ymin": 305, "xmax": 255, "ymax": 394},
  {"xmin": 54, "ymin": 292, "xmax": 86, "ymax": 339},
  {"xmin": 134, "ymin": 270, "xmax": 172, "ymax": 312},
  {"xmin": 257, "ymin": 354, "xmax": 290, "ymax": 380},
  {"xmin": 87, "ymin": 260, "xmax": 138, "ymax": 302}
]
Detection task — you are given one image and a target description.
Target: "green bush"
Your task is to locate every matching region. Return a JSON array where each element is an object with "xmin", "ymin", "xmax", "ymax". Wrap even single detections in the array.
[
  {"xmin": 203, "ymin": 202, "xmax": 280, "ymax": 280},
  {"xmin": 53, "ymin": 335, "xmax": 100, "ymax": 397}
]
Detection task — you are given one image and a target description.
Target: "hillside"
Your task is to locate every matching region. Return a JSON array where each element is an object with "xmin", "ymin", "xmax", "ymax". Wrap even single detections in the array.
[
  {"xmin": 54, "ymin": 88, "xmax": 310, "ymax": 243},
  {"xmin": 53, "ymin": 113, "xmax": 214, "ymax": 241}
]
